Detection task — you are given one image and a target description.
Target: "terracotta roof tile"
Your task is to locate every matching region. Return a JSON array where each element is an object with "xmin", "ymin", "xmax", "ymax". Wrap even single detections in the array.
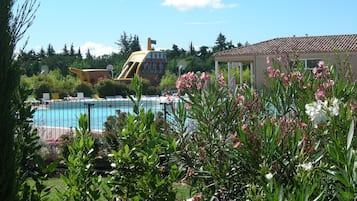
[{"xmin": 214, "ymin": 34, "xmax": 357, "ymax": 58}]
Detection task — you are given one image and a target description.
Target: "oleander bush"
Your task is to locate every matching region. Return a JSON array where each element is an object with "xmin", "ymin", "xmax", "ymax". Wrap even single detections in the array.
[{"xmin": 172, "ymin": 54, "xmax": 356, "ymax": 200}]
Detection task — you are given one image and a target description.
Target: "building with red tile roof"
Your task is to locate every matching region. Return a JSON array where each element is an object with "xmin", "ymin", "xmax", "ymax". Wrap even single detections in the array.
[{"xmin": 213, "ymin": 34, "xmax": 357, "ymax": 88}]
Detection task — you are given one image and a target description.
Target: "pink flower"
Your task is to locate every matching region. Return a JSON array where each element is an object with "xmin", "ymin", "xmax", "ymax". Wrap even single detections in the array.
[
  {"xmin": 196, "ymin": 82, "xmax": 203, "ymax": 90},
  {"xmin": 318, "ymin": 60, "xmax": 324, "ymax": 68},
  {"xmin": 185, "ymin": 82, "xmax": 192, "ymax": 89},
  {"xmin": 266, "ymin": 56, "xmax": 271, "ymax": 64},
  {"xmin": 192, "ymin": 192, "xmax": 203, "ymax": 201},
  {"xmin": 315, "ymin": 88, "xmax": 325, "ymax": 100},
  {"xmin": 176, "ymin": 79, "xmax": 183, "ymax": 90},
  {"xmin": 218, "ymin": 73, "xmax": 225, "ymax": 81},
  {"xmin": 312, "ymin": 67, "xmax": 318, "ymax": 74},
  {"xmin": 233, "ymin": 141, "xmax": 241, "ymax": 148},
  {"xmin": 219, "ymin": 80, "xmax": 226, "ymax": 87},
  {"xmin": 322, "ymin": 66, "xmax": 330, "ymax": 76},
  {"xmin": 301, "ymin": 122, "xmax": 308, "ymax": 129},
  {"xmin": 291, "ymin": 71, "xmax": 298, "ymax": 79},
  {"xmin": 274, "ymin": 69, "xmax": 281, "ymax": 77},
  {"xmin": 282, "ymin": 75, "xmax": 290, "ymax": 85},
  {"xmin": 241, "ymin": 124, "xmax": 248, "ymax": 131},
  {"xmin": 267, "ymin": 66, "xmax": 273, "ymax": 73},
  {"xmin": 236, "ymin": 95, "xmax": 244, "ymax": 104},
  {"xmin": 323, "ymin": 80, "xmax": 335, "ymax": 89},
  {"xmin": 200, "ymin": 72, "xmax": 210, "ymax": 81}
]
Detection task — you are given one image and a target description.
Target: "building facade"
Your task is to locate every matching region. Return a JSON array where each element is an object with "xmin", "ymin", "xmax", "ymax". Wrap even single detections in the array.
[{"xmin": 213, "ymin": 34, "xmax": 357, "ymax": 88}]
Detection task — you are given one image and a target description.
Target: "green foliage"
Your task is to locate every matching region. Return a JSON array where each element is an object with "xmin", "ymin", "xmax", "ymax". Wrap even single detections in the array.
[
  {"xmin": 141, "ymin": 78, "xmax": 160, "ymax": 95},
  {"xmin": 58, "ymin": 132, "xmax": 75, "ymax": 160},
  {"xmin": 25, "ymin": 69, "xmax": 80, "ymax": 99},
  {"xmin": 58, "ymin": 114, "xmax": 104, "ymax": 201},
  {"xmin": 15, "ymin": 85, "xmax": 57, "ymax": 201},
  {"xmin": 174, "ymin": 56, "xmax": 356, "ymax": 200},
  {"xmin": 95, "ymin": 79, "xmax": 132, "ymax": 98},
  {"xmin": 103, "ymin": 110, "xmax": 127, "ymax": 151},
  {"xmin": 160, "ymin": 70, "xmax": 178, "ymax": 91},
  {"xmin": 115, "ymin": 32, "xmax": 141, "ymax": 58},
  {"xmin": 75, "ymin": 82, "xmax": 94, "ymax": 97},
  {"xmin": 107, "ymin": 77, "xmax": 181, "ymax": 200}
]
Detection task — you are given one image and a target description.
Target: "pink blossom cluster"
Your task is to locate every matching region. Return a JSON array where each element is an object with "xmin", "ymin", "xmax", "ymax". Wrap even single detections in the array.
[
  {"xmin": 312, "ymin": 61, "xmax": 330, "ymax": 79},
  {"xmin": 231, "ymin": 132, "xmax": 242, "ymax": 148},
  {"xmin": 176, "ymin": 72, "xmax": 210, "ymax": 92},
  {"xmin": 312, "ymin": 61, "xmax": 335, "ymax": 100},
  {"xmin": 266, "ymin": 66, "xmax": 303, "ymax": 86},
  {"xmin": 217, "ymin": 73, "xmax": 226, "ymax": 87}
]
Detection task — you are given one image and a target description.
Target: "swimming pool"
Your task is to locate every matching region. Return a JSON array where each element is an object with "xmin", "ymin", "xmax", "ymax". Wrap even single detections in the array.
[{"xmin": 33, "ymin": 97, "xmax": 166, "ymax": 132}]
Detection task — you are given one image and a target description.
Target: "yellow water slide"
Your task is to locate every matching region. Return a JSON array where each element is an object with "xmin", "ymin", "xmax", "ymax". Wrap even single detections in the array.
[{"xmin": 69, "ymin": 67, "xmax": 111, "ymax": 85}]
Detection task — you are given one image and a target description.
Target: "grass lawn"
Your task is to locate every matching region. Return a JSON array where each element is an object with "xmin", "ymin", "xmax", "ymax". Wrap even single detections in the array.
[{"xmin": 37, "ymin": 177, "xmax": 191, "ymax": 200}]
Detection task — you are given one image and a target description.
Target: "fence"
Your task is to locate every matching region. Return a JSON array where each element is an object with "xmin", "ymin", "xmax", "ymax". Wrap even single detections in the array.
[{"xmin": 32, "ymin": 96, "xmax": 172, "ymax": 143}]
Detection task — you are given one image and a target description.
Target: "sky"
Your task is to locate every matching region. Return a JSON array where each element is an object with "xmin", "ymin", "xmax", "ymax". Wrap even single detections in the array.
[{"xmin": 15, "ymin": 0, "xmax": 357, "ymax": 57}]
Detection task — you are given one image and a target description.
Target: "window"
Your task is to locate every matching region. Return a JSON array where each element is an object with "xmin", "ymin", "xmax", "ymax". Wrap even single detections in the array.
[
  {"xmin": 306, "ymin": 59, "xmax": 321, "ymax": 70},
  {"xmin": 290, "ymin": 58, "xmax": 322, "ymax": 70}
]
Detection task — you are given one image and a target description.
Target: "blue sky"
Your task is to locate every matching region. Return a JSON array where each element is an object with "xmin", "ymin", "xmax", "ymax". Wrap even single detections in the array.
[{"xmin": 16, "ymin": 0, "xmax": 357, "ymax": 56}]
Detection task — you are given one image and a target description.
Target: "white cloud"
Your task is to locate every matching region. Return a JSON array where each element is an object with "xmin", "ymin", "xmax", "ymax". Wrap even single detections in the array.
[
  {"xmin": 162, "ymin": 0, "xmax": 237, "ymax": 11},
  {"xmin": 79, "ymin": 41, "xmax": 119, "ymax": 57}
]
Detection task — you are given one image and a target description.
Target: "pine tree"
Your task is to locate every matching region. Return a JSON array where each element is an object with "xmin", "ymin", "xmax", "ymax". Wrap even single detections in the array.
[
  {"xmin": 70, "ymin": 43, "xmax": 75, "ymax": 56},
  {"xmin": 47, "ymin": 44, "xmax": 55, "ymax": 56},
  {"xmin": 130, "ymin": 35, "xmax": 141, "ymax": 52},
  {"xmin": 63, "ymin": 44, "xmax": 69, "ymax": 55},
  {"xmin": 77, "ymin": 47, "xmax": 82, "ymax": 59},
  {"xmin": 189, "ymin": 42, "xmax": 195, "ymax": 56},
  {"xmin": 86, "ymin": 49, "xmax": 93, "ymax": 61},
  {"xmin": 39, "ymin": 47, "xmax": 46, "ymax": 59}
]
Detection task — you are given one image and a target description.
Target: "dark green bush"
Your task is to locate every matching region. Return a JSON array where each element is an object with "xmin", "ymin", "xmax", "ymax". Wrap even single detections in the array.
[
  {"xmin": 95, "ymin": 80, "xmax": 132, "ymax": 98},
  {"xmin": 75, "ymin": 82, "xmax": 94, "ymax": 97},
  {"xmin": 58, "ymin": 131, "xmax": 75, "ymax": 160},
  {"xmin": 34, "ymin": 82, "xmax": 52, "ymax": 99}
]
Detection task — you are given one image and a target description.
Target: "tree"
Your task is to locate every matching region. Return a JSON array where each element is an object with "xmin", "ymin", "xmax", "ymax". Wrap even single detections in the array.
[
  {"xmin": 47, "ymin": 44, "xmax": 55, "ymax": 56},
  {"xmin": 0, "ymin": 0, "xmax": 38, "ymax": 200},
  {"xmin": 212, "ymin": 32, "xmax": 235, "ymax": 52},
  {"xmin": 39, "ymin": 47, "xmax": 45, "ymax": 59},
  {"xmin": 116, "ymin": 32, "xmax": 141, "ymax": 58},
  {"xmin": 62, "ymin": 44, "xmax": 69, "ymax": 55},
  {"xmin": 70, "ymin": 43, "xmax": 75, "ymax": 56},
  {"xmin": 130, "ymin": 35, "xmax": 141, "ymax": 52},
  {"xmin": 189, "ymin": 41, "xmax": 195, "ymax": 56},
  {"xmin": 85, "ymin": 49, "xmax": 93, "ymax": 61},
  {"xmin": 77, "ymin": 47, "xmax": 82, "ymax": 59},
  {"xmin": 198, "ymin": 45, "xmax": 210, "ymax": 59}
]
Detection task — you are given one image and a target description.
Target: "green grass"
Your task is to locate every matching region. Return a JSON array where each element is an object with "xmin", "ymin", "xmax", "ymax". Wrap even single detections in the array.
[{"xmin": 32, "ymin": 177, "xmax": 191, "ymax": 200}]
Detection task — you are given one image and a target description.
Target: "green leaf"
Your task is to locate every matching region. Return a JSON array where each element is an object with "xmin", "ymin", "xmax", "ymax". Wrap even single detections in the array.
[{"xmin": 124, "ymin": 144, "xmax": 130, "ymax": 154}]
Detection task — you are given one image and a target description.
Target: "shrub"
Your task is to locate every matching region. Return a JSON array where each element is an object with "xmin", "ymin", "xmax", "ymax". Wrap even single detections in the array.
[
  {"xmin": 75, "ymin": 82, "xmax": 94, "ymax": 97},
  {"xmin": 107, "ymin": 76, "xmax": 181, "ymax": 200},
  {"xmin": 173, "ymin": 55, "xmax": 356, "ymax": 200},
  {"xmin": 34, "ymin": 82, "xmax": 52, "ymax": 99},
  {"xmin": 95, "ymin": 80, "xmax": 131, "ymax": 98},
  {"xmin": 160, "ymin": 70, "xmax": 178, "ymax": 91},
  {"xmin": 58, "ymin": 114, "xmax": 103, "ymax": 200}
]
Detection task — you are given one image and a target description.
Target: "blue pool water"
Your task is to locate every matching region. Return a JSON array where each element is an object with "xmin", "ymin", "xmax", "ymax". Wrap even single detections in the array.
[{"xmin": 33, "ymin": 98, "xmax": 165, "ymax": 131}]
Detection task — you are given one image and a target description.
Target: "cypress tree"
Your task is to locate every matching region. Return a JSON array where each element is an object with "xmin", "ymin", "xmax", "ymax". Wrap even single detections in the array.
[
  {"xmin": 0, "ymin": 1, "xmax": 19, "ymax": 200},
  {"xmin": 0, "ymin": 0, "xmax": 38, "ymax": 200}
]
